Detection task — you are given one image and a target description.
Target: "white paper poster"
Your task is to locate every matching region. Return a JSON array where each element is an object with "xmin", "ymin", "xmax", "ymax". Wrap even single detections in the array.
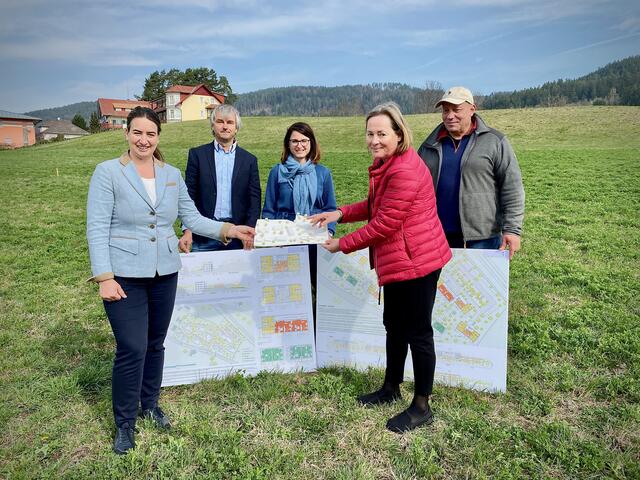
[
  {"xmin": 162, "ymin": 246, "xmax": 316, "ymax": 386},
  {"xmin": 316, "ymin": 248, "xmax": 509, "ymax": 392}
]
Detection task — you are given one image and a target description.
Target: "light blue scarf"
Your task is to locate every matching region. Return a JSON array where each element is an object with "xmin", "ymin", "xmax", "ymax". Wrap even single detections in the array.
[{"xmin": 278, "ymin": 155, "xmax": 317, "ymax": 216}]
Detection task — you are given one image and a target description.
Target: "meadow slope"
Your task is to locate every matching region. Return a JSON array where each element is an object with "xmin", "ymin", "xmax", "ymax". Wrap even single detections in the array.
[{"xmin": 0, "ymin": 106, "xmax": 638, "ymax": 479}]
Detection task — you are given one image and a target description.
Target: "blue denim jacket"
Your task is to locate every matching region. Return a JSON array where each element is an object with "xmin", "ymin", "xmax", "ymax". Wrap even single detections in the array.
[{"xmin": 86, "ymin": 154, "xmax": 228, "ymax": 281}]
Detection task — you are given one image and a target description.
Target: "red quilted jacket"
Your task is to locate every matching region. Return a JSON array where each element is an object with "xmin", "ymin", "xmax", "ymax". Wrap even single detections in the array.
[{"xmin": 338, "ymin": 148, "xmax": 451, "ymax": 286}]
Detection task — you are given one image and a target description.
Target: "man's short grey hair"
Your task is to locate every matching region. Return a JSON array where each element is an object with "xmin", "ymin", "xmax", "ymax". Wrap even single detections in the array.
[{"xmin": 209, "ymin": 104, "xmax": 242, "ymax": 131}]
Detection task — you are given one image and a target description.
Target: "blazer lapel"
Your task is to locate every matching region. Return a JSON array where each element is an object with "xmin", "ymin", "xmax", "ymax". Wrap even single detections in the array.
[
  {"xmin": 207, "ymin": 142, "xmax": 217, "ymax": 189},
  {"xmin": 154, "ymin": 161, "xmax": 168, "ymax": 207},
  {"xmin": 121, "ymin": 160, "xmax": 153, "ymax": 208}
]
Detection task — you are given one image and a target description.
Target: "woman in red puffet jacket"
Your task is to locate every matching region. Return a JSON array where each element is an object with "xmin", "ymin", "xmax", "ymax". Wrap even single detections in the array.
[{"xmin": 309, "ymin": 102, "xmax": 451, "ymax": 434}]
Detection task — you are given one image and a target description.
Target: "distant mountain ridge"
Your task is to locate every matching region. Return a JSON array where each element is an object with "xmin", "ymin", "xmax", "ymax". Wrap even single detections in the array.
[
  {"xmin": 23, "ymin": 56, "xmax": 639, "ymax": 119},
  {"xmin": 25, "ymin": 101, "xmax": 96, "ymax": 122},
  {"xmin": 234, "ymin": 83, "xmax": 430, "ymax": 116}
]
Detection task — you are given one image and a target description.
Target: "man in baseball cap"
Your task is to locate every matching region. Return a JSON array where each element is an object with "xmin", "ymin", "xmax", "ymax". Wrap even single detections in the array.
[{"xmin": 418, "ymin": 86, "xmax": 525, "ymax": 259}]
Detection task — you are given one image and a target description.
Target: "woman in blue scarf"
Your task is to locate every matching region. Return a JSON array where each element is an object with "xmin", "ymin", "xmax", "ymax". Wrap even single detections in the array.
[{"xmin": 262, "ymin": 122, "xmax": 337, "ymax": 324}]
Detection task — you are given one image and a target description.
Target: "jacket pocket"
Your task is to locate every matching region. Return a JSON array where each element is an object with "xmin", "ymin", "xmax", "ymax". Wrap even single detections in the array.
[
  {"xmin": 109, "ymin": 236, "xmax": 139, "ymax": 255},
  {"xmin": 167, "ymin": 234, "xmax": 179, "ymax": 253},
  {"xmin": 403, "ymin": 235, "xmax": 413, "ymax": 260}
]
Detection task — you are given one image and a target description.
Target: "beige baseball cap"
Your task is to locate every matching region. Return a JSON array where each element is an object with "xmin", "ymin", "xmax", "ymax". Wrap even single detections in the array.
[{"xmin": 435, "ymin": 86, "xmax": 475, "ymax": 108}]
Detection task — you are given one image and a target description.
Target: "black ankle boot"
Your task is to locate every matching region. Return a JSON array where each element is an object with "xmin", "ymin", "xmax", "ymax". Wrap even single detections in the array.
[
  {"xmin": 140, "ymin": 406, "xmax": 171, "ymax": 429},
  {"xmin": 357, "ymin": 383, "xmax": 401, "ymax": 407},
  {"xmin": 386, "ymin": 399, "xmax": 433, "ymax": 433},
  {"xmin": 113, "ymin": 422, "xmax": 136, "ymax": 454}
]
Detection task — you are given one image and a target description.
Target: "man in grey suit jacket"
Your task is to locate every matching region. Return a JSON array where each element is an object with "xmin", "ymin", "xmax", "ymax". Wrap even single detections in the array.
[{"xmin": 179, "ymin": 104, "xmax": 261, "ymax": 252}]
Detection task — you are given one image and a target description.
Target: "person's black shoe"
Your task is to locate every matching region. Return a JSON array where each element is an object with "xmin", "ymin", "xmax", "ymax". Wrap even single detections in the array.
[
  {"xmin": 113, "ymin": 422, "xmax": 136, "ymax": 455},
  {"xmin": 140, "ymin": 406, "xmax": 171, "ymax": 429},
  {"xmin": 357, "ymin": 386, "xmax": 401, "ymax": 407},
  {"xmin": 386, "ymin": 404, "xmax": 434, "ymax": 433}
]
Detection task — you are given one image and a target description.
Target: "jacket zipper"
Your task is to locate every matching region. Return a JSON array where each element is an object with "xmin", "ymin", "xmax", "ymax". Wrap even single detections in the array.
[{"xmin": 457, "ymin": 133, "xmax": 477, "ymax": 246}]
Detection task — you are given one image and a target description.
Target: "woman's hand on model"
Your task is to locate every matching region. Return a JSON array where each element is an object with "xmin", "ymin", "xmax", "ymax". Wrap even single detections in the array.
[
  {"xmin": 99, "ymin": 279, "xmax": 127, "ymax": 302},
  {"xmin": 228, "ymin": 225, "xmax": 256, "ymax": 249},
  {"xmin": 308, "ymin": 210, "xmax": 341, "ymax": 228}
]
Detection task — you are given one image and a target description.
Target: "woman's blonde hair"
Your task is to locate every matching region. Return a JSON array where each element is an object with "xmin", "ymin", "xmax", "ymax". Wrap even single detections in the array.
[{"xmin": 365, "ymin": 101, "xmax": 413, "ymax": 155}]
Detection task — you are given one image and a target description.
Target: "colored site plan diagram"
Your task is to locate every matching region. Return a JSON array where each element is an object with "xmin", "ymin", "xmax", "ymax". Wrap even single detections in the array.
[
  {"xmin": 254, "ymin": 215, "xmax": 329, "ymax": 247},
  {"xmin": 316, "ymin": 248, "xmax": 509, "ymax": 392},
  {"xmin": 163, "ymin": 246, "xmax": 316, "ymax": 387}
]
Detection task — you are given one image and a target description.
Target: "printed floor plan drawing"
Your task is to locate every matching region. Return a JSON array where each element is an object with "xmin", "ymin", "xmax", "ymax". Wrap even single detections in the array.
[
  {"xmin": 316, "ymin": 248, "xmax": 510, "ymax": 392},
  {"xmin": 163, "ymin": 246, "xmax": 316, "ymax": 386}
]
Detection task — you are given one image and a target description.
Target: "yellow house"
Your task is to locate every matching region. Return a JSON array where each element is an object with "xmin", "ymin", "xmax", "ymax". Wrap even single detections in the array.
[{"xmin": 154, "ymin": 84, "xmax": 225, "ymax": 123}]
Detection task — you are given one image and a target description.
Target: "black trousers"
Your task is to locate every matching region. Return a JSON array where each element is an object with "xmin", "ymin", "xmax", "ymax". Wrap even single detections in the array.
[
  {"xmin": 103, "ymin": 272, "xmax": 178, "ymax": 427},
  {"xmin": 382, "ymin": 269, "xmax": 441, "ymax": 396}
]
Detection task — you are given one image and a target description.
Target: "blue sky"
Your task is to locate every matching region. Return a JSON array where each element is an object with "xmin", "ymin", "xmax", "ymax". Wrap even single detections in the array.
[{"xmin": 1, "ymin": 0, "xmax": 639, "ymax": 113}]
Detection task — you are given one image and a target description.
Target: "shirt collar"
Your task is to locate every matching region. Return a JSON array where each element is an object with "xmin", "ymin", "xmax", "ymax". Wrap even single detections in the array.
[
  {"xmin": 214, "ymin": 139, "xmax": 237, "ymax": 154},
  {"xmin": 437, "ymin": 116, "xmax": 477, "ymax": 142}
]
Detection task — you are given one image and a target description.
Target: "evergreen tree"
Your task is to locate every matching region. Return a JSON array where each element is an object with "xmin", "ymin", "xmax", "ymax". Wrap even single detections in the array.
[
  {"xmin": 89, "ymin": 111, "xmax": 100, "ymax": 133},
  {"xmin": 137, "ymin": 68, "xmax": 235, "ymax": 102},
  {"xmin": 72, "ymin": 113, "xmax": 88, "ymax": 131}
]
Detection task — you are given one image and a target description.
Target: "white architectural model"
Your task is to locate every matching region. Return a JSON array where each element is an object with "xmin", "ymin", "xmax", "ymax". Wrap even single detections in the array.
[{"xmin": 255, "ymin": 215, "xmax": 329, "ymax": 247}]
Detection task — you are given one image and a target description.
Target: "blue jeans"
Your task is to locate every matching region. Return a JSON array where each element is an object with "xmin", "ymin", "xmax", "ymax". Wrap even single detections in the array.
[{"xmin": 445, "ymin": 232, "xmax": 502, "ymax": 249}]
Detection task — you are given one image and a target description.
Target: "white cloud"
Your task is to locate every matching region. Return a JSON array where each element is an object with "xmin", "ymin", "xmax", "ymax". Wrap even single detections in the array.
[
  {"xmin": 553, "ymin": 31, "xmax": 640, "ymax": 56},
  {"xmin": 617, "ymin": 16, "xmax": 640, "ymax": 32}
]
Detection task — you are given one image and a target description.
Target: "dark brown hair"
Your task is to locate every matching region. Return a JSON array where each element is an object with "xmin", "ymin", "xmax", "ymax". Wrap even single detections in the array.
[
  {"xmin": 280, "ymin": 122, "xmax": 321, "ymax": 164},
  {"xmin": 126, "ymin": 106, "xmax": 165, "ymax": 162}
]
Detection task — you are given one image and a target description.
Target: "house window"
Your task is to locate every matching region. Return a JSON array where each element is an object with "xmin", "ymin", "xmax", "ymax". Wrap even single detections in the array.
[
  {"xmin": 200, "ymin": 110, "xmax": 205, "ymax": 118},
  {"xmin": 112, "ymin": 119, "xmax": 116, "ymax": 125},
  {"xmin": 169, "ymin": 109, "xmax": 174, "ymax": 120}
]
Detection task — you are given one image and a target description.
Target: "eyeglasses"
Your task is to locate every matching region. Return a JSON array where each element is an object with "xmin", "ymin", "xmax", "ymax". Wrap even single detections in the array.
[{"xmin": 289, "ymin": 139, "xmax": 310, "ymax": 146}]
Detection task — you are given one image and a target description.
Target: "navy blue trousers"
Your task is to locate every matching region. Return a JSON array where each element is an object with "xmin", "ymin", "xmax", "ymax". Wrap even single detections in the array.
[
  {"xmin": 103, "ymin": 272, "xmax": 178, "ymax": 427},
  {"xmin": 383, "ymin": 269, "xmax": 441, "ymax": 396}
]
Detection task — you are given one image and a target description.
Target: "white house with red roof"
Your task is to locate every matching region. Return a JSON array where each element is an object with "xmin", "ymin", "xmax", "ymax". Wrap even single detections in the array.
[{"xmin": 153, "ymin": 84, "xmax": 225, "ymax": 123}]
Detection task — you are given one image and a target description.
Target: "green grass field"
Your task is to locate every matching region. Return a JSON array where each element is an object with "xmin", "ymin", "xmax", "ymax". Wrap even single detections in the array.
[{"xmin": 1, "ymin": 106, "xmax": 639, "ymax": 479}]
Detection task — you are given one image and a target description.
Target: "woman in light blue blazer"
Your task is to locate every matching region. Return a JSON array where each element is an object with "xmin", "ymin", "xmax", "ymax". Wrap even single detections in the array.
[{"xmin": 87, "ymin": 107, "xmax": 254, "ymax": 455}]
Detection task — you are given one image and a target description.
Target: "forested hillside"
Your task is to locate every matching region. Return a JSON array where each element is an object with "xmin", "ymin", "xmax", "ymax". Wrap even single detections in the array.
[
  {"xmin": 482, "ymin": 56, "xmax": 640, "ymax": 108},
  {"xmin": 234, "ymin": 83, "xmax": 443, "ymax": 116},
  {"xmin": 25, "ymin": 101, "xmax": 95, "ymax": 122}
]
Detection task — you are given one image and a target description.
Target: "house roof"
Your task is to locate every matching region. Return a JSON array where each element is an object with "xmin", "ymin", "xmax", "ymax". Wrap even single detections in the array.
[
  {"xmin": 165, "ymin": 84, "xmax": 226, "ymax": 104},
  {"xmin": 166, "ymin": 85, "xmax": 201, "ymax": 94},
  {"xmin": 97, "ymin": 98, "xmax": 152, "ymax": 118},
  {"xmin": 0, "ymin": 110, "xmax": 41, "ymax": 122},
  {"xmin": 37, "ymin": 119, "xmax": 89, "ymax": 136}
]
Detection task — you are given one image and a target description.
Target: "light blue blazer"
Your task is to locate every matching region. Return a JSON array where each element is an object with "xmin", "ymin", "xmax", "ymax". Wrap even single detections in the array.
[{"xmin": 87, "ymin": 153, "xmax": 228, "ymax": 281}]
